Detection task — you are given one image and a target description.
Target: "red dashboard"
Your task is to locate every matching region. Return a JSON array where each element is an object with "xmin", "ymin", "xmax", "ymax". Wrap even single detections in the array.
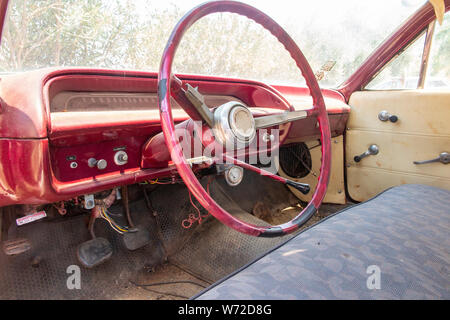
[{"xmin": 0, "ymin": 68, "xmax": 350, "ymax": 206}]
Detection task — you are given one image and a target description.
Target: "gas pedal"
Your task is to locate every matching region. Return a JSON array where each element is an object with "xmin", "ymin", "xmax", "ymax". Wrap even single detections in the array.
[
  {"xmin": 123, "ymin": 225, "xmax": 151, "ymax": 251},
  {"xmin": 77, "ymin": 237, "xmax": 113, "ymax": 268}
]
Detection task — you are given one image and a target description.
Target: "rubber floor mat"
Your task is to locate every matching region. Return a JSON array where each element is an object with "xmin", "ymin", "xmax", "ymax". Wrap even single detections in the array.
[
  {"xmin": 0, "ymin": 171, "xmax": 333, "ymax": 298},
  {"xmin": 150, "ymin": 171, "xmax": 298, "ymax": 283},
  {"xmin": 0, "ymin": 201, "xmax": 163, "ymax": 299}
]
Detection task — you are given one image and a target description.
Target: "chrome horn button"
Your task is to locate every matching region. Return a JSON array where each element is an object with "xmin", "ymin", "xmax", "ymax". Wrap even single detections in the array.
[
  {"xmin": 229, "ymin": 105, "xmax": 255, "ymax": 142},
  {"xmin": 213, "ymin": 102, "xmax": 256, "ymax": 148}
]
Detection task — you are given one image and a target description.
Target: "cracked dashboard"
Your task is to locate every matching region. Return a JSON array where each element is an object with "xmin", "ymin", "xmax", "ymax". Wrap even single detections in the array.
[{"xmin": 0, "ymin": 69, "xmax": 350, "ymax": 206}]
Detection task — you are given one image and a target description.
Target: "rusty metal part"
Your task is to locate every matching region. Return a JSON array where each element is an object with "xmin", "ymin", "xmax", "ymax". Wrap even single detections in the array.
[
  {"xmin": 95, "ymin": 188, "xmax": 117, "ymax": 208},
  {"xmin": 122, "ymin": 185, "xmax": 135, "ymax": 229},
  {"xmin": 88, "ymin": 206, "xmax": 102, "ymax": 239},
  {"xmin": 53, "ymin": 201, "xmax": 67, "ymax": 216},
  {"xmin": 20, "ymin": 205, "xmax": 41, "ymax": 216},
  {"xmin": 31, "ymin": 256, "xmax": 42, "ymax": 268},
  {"xmin": 142, "ymin": 186, "xmax": 168, "ymax": 260},
  {"xmin": 2, "ymin": 238, "xmax": 32, "ymax": 256},
  {"xmin": 87, "ymin": 188, "xmax": 117, "ymax": 238}
]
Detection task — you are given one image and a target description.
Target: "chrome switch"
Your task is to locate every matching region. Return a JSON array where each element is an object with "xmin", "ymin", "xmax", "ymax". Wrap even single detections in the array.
[{"xmin": 88, "ymin": 158, "xmax": 107, "ymax": 170}]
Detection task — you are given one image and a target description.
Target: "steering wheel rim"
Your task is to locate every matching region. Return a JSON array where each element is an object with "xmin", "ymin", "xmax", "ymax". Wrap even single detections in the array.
[{"xmin": 158, "ymin": 0, "xmax": 331, "ymax": 237}]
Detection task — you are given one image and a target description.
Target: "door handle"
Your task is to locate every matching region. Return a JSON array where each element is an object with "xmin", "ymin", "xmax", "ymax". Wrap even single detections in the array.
[
  {"xmin": 413, "ymin": 152, "xmax": 449, "ymax": 165},
  {"xmin": 354, "ymin": 144, "xmax": 379, "ymax": 163}
]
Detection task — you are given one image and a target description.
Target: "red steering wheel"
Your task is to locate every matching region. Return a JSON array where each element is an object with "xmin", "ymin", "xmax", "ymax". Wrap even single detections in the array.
[{"xmin": 158, "ymin": 1, "xmax": 331, "ymax": 237}]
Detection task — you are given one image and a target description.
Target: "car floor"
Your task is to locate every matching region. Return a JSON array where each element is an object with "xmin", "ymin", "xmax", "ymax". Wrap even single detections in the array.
[{"xmin": 0, "ymin": 171, "xmax": 352, "ymax": 300}]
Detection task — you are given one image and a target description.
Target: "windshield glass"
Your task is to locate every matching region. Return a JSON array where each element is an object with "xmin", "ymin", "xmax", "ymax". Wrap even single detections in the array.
[{"xmin": 0, "ymin": 0, "xmax": 426, "ymax": 87}]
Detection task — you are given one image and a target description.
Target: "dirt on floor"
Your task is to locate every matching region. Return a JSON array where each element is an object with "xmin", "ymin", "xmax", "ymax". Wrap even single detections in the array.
[
  {"xmin": 252, "ymin": 196, "xmax": 351, "ymax": 230},
  {"xmin": 121, "ymin": 263, "xmax": 211, "ymax": 300},
  {"xmin": 98, "ymin": 201, "xmax": 351, "ymax": 300}
]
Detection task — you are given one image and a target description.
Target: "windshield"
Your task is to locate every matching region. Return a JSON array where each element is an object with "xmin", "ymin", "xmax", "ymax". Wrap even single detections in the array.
[{"xmin": 0, "ymin": 0, "xmax": 426, "ymax": 88}]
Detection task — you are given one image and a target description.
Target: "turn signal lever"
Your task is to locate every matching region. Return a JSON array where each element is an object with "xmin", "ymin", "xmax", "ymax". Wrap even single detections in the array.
[
  {"xmin": 354, "ymin": 144, "xmax": 379, "ymax": 163},
  {"xmin": 286, "ymin": 180, "xmax": 310, "ymax": 195}
]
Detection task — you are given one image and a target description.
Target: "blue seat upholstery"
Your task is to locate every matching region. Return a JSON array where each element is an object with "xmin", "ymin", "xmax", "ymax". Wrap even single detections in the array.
[{"xmin": 195, "ymin": 184, "xmax": 450, "ymax": 299}]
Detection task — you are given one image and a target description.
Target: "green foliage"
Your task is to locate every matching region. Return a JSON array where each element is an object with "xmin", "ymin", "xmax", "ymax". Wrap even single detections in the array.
[
  {"xmin": 0, "ymin": 0, "xmax": 138, "ymax": 70},
  {"xmin": 430, "ymin": 17, "xmax": 450, "ymax": 78},
  {"xmin": 0, "ymin": 0, "xmax": 447, "ymax": 88}
]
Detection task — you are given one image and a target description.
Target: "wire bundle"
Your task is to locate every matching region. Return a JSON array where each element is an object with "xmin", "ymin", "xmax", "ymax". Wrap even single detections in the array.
[{"xmin": 100, "ymin": 206, "xmax": 129, "ymax": 234}]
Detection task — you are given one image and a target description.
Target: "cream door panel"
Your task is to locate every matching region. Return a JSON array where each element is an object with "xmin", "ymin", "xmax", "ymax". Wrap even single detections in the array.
[
  {"xmin": 346, "ymin": 131, "xmax": 449, "ymax": 177},
  {"xmin": 346, "ymin": 90, "xmax": 450, "ymax": 202},
  {"xmin": 347, "ymin": 167, "xmax": 450, "ymax": 201},
  {"xmin": 348, "ymin": 90, "xmax": 450, "ymax": 135}
]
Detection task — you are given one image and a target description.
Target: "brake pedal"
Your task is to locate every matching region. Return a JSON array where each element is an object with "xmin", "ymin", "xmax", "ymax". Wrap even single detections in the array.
[
  {"xmin": 77, "ymin": 237, "xmax": 113, "ymax": 268},
  {"xmin": 123, "ymin": 225, "xmax": 151, "ymax": 251}
]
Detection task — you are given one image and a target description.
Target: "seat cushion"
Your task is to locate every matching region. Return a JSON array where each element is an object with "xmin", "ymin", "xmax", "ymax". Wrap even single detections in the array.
[{"xmin": 195, "ymin": 184, "xmax": 450, "ymax": 299}]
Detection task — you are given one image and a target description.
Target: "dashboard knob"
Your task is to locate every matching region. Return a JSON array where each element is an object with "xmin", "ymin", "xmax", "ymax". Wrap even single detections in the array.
[
  {"xmin": 114, "ymin": 151, "xmax": 128, "ymax": 166},
  {"xmin": 88, "ymin": 158, "xmax": 107, "ymax": 170}
]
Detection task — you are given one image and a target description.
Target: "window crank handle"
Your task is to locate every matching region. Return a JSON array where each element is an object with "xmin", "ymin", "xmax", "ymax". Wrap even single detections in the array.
[
  {"xmin": 413, "ymin": 152, "xmax": 449, "ymax": 165},
  {"xmin": 354, "ymin": 144, "xmax": 379, "ymax": 163}
]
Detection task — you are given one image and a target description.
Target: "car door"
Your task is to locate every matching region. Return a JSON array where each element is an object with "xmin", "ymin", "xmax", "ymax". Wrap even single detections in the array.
[{"xmin": 345, "ymin": 16, "xmax": 450, "ymax": 202}]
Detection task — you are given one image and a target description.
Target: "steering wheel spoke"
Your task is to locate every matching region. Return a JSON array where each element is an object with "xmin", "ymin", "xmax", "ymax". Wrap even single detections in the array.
[
  {"xmin": 169, "ymin": 75, "xmax": 206, "ymax": 123},
  {"xmin": 254, "ymin": 110, "xmax": 308, "ymax": 129},
  {"xmin": 184, "ymin": 84, "xmax": 215, "ymax": 127}
]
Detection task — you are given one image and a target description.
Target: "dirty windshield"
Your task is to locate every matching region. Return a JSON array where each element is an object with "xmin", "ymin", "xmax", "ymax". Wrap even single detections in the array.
[{"xmin": 0, "ymin": 0, "xmax": 427, "ymax": 87}]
